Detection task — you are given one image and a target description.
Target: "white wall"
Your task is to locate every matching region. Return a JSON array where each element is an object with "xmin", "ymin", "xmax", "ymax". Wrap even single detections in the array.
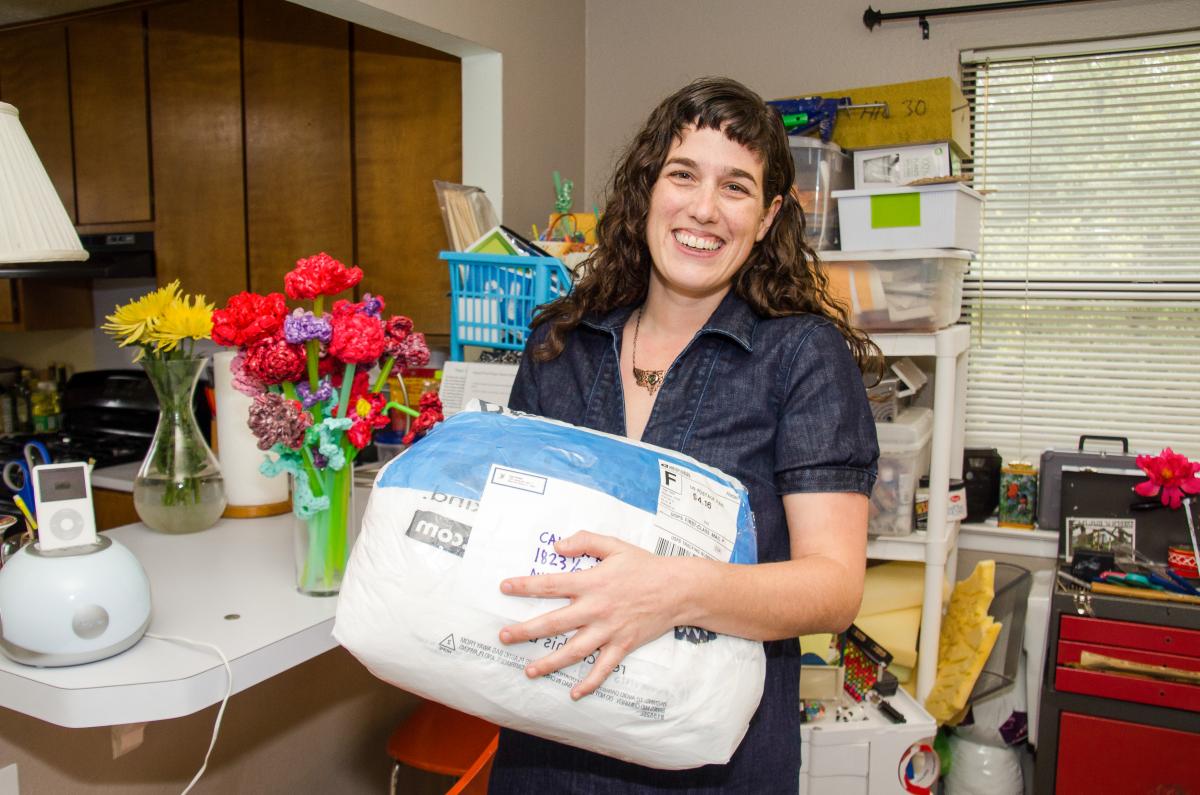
[{"xmin": 583, "ymin": 0, "xmax": 1200, "ymax": 206}]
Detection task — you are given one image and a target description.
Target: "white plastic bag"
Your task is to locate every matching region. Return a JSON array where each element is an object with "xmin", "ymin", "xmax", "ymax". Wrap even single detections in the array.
[{"xmin": 334, "ymin": 401, "xmax": 765, "ymax": 770}]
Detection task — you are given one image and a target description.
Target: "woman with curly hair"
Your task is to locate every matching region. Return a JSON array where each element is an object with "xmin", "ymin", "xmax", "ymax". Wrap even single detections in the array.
[{"xmin": 490, "ymin": 76, "xmax": 880, "ymax": 794}]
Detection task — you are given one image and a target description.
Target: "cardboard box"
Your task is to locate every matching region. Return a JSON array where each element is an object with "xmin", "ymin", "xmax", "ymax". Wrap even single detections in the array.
[
  {"xmin": 852, "ymin": 143, "xmax": 960, "ymax": 189},
  {"xmin": 797, "ymin": 77, "xmax": 971, "ymax": 158},
  {"xmin": 832, "ymin": 182, "xmax": 982, "ymax": 252}
]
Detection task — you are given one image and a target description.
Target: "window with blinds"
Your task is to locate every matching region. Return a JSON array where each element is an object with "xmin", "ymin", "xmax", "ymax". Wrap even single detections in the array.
[{"xmin": 959, "ymin": 36, "xmax": 1200, "ymax": 464}]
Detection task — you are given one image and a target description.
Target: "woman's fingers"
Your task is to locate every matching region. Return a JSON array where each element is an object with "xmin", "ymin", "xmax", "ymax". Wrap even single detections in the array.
[
  {"xmin": 522, "ymin": 629, "xmax": 606, "ymax": 679},
  {"xmin": 499, "ymin": 602, "xmax": 584, "ymax": 645},
  {"xmin": 500, "ymin": 570, "xmax": 578, "ymax": 598},
  {"xmin": 571, "ymin": 644, "xmax": 628, "ymax": 700}
]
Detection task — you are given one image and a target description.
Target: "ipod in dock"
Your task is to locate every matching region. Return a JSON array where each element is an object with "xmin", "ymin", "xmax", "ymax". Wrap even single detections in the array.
[{"xmin": 32, "ymin": 462, "xmax": 98, "ymax": 551}]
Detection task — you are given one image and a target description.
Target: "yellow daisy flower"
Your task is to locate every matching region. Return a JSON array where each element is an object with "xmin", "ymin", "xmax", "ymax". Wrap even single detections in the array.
[
  {"xmin": 149, "ymin": 293, "xmax": 215, "ymax": 353},
  {"xmin": 101, "ymin": 280, "xmax": 183, "ymax": 348}
]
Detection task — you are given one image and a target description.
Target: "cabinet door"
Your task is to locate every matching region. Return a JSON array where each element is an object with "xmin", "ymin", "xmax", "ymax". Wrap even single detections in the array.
[
  {"xmin": 353, "ymin": 28, "xmax": 461, "ymax": 337},
  {"xmin": 69, "ymin": 9, "xmax": 152, "ymax": 224},
  {"xmin": 0, "ymin": 24, "xmax": 75, "ymax": 222},
  {"xmin": 243, "ymin": 0, "xmax": 353, "ymax": 295},
  {"xmin": 1057, "ymin": 712, "xmax": 1200, "ymax": 794},
  {"xmin": 148, "ymin": 0, "xmax": 247, "ymax": 303}
]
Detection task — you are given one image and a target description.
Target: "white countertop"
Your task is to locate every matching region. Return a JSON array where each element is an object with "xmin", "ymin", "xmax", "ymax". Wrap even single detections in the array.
[
  {"xmin": 0, "ymin": 514, "xmax": 342, "ymax": 728},
  {"xmin": 91, "ymin": 461, "xmax": 141, "ymax": 493}
]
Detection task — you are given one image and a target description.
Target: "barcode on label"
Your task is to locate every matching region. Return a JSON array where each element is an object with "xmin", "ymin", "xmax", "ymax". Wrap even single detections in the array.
[{"xmin": 654, "ymin": 538, "xmax": 698, "ymax": 557}]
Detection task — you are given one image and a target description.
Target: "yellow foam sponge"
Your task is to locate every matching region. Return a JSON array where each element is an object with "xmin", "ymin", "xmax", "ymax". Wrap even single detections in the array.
[
  {"xmin": 925, "ymin": 560, "xmax": 1002, "ymax": 724},
  {"xmin": 860, "ymin": 561, "xmax": 926, "ymax": 616},
  {"xmin": 856, "ymin": 607, "xmax": 921, "ymax": 670}
]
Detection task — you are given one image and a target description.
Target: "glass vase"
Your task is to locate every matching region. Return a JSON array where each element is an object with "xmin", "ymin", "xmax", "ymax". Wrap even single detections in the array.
[
  {"xmin": 293, "ymin": 463, "xmax": 355, "ymax": 596},
  {"xmin": 132, "ymin": 357, "xmax": 227, "ymax": 534}
]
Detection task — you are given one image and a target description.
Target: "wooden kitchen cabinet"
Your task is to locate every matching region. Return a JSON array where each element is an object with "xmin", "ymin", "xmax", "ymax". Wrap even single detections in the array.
[
  {"xmin": 0, "ymin": 24, "xmax": 75, "ymax": 222},
  {"xmin": 147, "ymin": 0, "xmax": 247, "ymax": 305},
  {"xmin": 243, "ymin": 0, "xmax": 353, "ymax": 294},
  {"xmin": 69, "ymin": 9, "xmax": 153, "ymax": 225},
  {"xmin": 353, "ymin": 29, "xmax": 461, "ymax": 336},
  {"xmin": 94, "ymin": 487, "xmax": 140, "ymax": 532}
]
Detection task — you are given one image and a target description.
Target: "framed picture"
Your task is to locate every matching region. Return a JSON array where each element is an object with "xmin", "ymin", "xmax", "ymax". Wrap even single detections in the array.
[{"xmin": 1064, "ymin": 516, "xmax": 1135, "ymax": 562}]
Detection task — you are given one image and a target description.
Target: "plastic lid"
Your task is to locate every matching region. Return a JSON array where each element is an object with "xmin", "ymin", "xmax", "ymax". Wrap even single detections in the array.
[
  {"xmin": 832, "ymin": 182, "xmax": 983, "ymax": 200},
  {"xmin": 875, "ymin": 406, "xmax": 933, "ymax": 448},
  {"xmin": 788, "ymin": 135, "xmax": 843, "ymax": 152},
  {"xmin": 819, "ymin": 248, "xmax": 973, "ymax": 262}
]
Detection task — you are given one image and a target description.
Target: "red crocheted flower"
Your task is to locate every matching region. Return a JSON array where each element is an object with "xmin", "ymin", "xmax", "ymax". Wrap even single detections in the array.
[
  {"xmin": 1135, "ymin": 448, "xmax": 1200, "ymax": 510},
  {"xmin": 345, "ymin": 392, "xmax": 390, "ymax": 449},
  {"xmin": 242, "ymin": 337, "xmax": 307, "ymax": 385},
  {"xmin": 328, "ymin": 311, "xmax": 385, "ymax": 365},
  {"xmin": 211, "ymin": 292, "xmax": 287, "ymax": 347},
  {"xmin": 284, "ymin": 252, "xmax": 363, "ymax": 300},
  {"xmin": 403, "ymin": 392, "xmax": 444, "ymax": 445}
]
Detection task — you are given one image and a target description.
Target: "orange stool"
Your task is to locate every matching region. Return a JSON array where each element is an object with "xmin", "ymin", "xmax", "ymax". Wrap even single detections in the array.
[{"xmin": 387, "ymin": 700, "xmax": 500, "ymax": 794}]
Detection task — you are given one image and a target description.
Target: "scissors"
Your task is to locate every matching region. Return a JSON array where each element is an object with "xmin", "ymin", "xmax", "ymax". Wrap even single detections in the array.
[{"xmin": 3, "ymin": 441, "xmax": 52, "ymax": 512}]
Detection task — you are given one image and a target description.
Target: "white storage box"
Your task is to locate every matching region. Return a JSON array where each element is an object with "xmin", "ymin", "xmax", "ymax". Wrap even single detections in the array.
[
  {"xmin": 790, "ymin": 136, "xmax": 852, "ymax": 251},
  {"xmin": 869, "ymin": 408, "xmax": 933, "ymax": 537},
  {"xmin": 852, "ymin": 143, "xmax": 960, "ymax": 189},
  {"xmin": 832, "ymin": 182, "xmax": 982, "ymax": 252},
  {"xmin": 819, "ymin": 248, "xmax": 970, "ymax": 332},
  {"xmin": 799, "ymin": 688, "xmax": 938, "ymax": 795}
]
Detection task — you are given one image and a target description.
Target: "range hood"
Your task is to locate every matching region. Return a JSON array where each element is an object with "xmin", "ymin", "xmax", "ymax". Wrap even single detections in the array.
[{"xmin": 0, "ymin": 232, "xmax": 155, "ymax": 279}]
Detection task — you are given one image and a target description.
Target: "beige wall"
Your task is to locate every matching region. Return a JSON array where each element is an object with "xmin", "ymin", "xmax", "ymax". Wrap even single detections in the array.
[{"xmin": 583, "ymin": 0, "xmax": 1200, "ymax": 205}]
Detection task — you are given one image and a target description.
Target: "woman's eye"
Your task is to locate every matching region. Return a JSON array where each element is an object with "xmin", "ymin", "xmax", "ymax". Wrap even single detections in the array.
[
  {"xmin": 725, "ymin": 182, "xmax": 751, "ymax": 195},
  {"xmin": 668, "ymin": 170, "xmax": 694, "ymax": 181}
]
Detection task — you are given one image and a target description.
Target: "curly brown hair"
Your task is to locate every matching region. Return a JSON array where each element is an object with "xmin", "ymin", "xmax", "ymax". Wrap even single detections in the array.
[{"xmin": 531, "ymin": 76, "xmax": 880, "ymax": 374}]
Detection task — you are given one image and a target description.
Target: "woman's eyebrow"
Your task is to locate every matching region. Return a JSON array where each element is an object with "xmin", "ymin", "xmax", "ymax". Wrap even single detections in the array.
[{"xmin": 663, "ymin": 157, "xmax": 759, "ymax": 187}]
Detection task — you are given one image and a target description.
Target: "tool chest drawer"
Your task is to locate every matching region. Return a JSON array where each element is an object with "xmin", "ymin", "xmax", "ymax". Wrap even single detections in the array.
[
  {"xmin": 1056, "ymin": 712, "xmax": 1200, "ymax": 794},
  {"xmin": 1054, "ymin": 614, "xmax": 1200, "ymax": 712},
  {"xmin": 1059, "ymin": 614, "xmax": 1200, "ymax": 659}
]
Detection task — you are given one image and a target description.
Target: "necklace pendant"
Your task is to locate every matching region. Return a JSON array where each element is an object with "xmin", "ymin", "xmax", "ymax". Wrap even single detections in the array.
[{"xmin": 633, "ymin": 366, "xmax": 665, "ymax": 395}]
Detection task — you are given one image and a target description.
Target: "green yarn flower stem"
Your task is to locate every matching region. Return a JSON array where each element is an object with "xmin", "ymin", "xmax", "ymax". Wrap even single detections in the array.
[
  {"xmin": 307, "ymin": 297, "xmax": 324, "ymax": 421},
  {"xmin": 371, "ymin": 355, "xmax": 396, "ymax": 394},
  {"xmin": 298, "ymin": 460, "xmax": 351, "ymax": 595},
  {"xmin": 280, "ymin": 380, "xmax": 324, "ymax": 498},
  {"xmin": 337, "ymin": 362, "xmax": 357, "ymax": 420}
]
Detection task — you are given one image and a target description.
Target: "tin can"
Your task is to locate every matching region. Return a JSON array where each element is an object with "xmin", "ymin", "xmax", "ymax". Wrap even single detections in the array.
[
  {"xmin": 998, "ymin": 463, "xmax": 1038, "ymax": 529},
  {"xmin": 914, "ymin": 477, "xmax": 967, "ymax": 531}
]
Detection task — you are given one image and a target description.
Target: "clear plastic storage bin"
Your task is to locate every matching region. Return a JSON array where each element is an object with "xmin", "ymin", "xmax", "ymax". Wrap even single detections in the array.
[
  {"xmin": 789, "ymin": 136, "xmax": 852, "ymax": 252},
  {"xmin": 869, "ymin": 407, "xmax": 933, "ymax": 537},
  {"xmin": 832, "ymin": 182, "xmax": 982, "ymax": 252},
  {"xmin": 819, "ymin": 248, "xmax": 970, "ymax": 332}
]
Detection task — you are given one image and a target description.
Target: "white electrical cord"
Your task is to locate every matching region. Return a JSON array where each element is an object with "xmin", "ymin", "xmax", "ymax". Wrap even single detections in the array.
[{"xmin": 144, "ymin": 632, "xmax": 233, "ymax": 794}]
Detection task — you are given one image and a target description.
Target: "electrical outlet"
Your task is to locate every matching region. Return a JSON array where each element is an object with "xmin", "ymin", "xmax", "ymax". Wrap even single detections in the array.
[
  {"xmin": 111, "ymin": 723, "xmax": 146, "ymax": 758},
  {"xmin": 0, "ymin": 763, "xmax": 18, "ymax": 795}
]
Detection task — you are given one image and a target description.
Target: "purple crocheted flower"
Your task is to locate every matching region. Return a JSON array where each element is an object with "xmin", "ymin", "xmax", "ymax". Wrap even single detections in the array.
[
  {"xmin": 247, "ymin": 393, "xmax": 311, "ymax": 450},
  {"xmin": 230, "ymin": 352, "xmax": 266, "ymax": 397},
  {"xmin": 296, "ymin": 378, "xmax": 335, "ymax": 409},
  {"xmin": 284, "ymin": 308, "xmax": 332, "ymax": 345},
  {"xmin": 360, "ymin": 293, "xmax": 385, "ymax": 318}
]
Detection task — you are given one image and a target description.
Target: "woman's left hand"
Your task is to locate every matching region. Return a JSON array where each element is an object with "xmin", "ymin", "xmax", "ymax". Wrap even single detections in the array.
[{"xmin": 498, "ymin": 530, "xmax": 689, "ymax": 700}]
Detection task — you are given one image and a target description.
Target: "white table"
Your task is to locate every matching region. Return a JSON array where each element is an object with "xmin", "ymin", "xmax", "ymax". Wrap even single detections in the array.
[{"xmin": 0, "ymin": 515, "xmax": 339, "ymax": 728}]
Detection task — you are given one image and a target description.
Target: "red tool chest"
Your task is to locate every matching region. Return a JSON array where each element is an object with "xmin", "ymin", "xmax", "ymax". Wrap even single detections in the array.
[{"xmin": 1035, "ymin": 584, "xmax": 1200, "ymax": 794}]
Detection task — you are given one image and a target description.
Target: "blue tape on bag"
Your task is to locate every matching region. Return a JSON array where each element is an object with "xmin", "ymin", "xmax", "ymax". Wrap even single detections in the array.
[{"xmin": 376, "ymin": 404, "xmax": 758, "ymax": 564}]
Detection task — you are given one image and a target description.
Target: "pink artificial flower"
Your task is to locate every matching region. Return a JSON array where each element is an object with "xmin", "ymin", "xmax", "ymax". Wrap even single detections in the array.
[{"xmin": 1135, "ymin": 447, "xmax": 1200, "ymax": 510}]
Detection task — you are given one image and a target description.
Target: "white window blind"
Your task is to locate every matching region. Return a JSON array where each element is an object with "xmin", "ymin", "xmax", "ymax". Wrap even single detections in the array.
[{"xmin": 960, "ymin": 38, "xmax": 1200, "ymax": 464}]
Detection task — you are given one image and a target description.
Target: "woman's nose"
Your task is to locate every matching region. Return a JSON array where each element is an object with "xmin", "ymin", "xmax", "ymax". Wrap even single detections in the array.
[{"xmin": 688, "ymin": 182, "xmax": 720, "ymax": 223}]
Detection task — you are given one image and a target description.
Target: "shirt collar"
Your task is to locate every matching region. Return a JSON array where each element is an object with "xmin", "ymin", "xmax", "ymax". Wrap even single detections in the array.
[{"xmin": 580, "ymin": 289, "xmax": 759, "ymax": 352}]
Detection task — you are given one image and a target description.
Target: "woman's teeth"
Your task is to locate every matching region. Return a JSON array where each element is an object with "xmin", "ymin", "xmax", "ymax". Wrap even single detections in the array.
[{"xmin": 674, "ymin": 231, "xmax": 722, "ymax": 251}]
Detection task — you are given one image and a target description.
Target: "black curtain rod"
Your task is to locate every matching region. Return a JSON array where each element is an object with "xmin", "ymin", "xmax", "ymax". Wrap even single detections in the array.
[{"xmin": 864, "ymin": 0, "xmax": 1100, "ymax": 39}]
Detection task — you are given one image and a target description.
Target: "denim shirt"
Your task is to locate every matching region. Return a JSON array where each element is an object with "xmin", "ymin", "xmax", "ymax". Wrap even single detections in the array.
[{"xmin": 490, "ymin": 290, "xmax": 879, "ymax": 794}]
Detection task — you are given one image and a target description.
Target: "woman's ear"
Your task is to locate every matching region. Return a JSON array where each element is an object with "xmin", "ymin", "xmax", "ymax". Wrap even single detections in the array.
[{"xmin": 756, "ymin": 194, "xmax": 784, "ymax": 242}]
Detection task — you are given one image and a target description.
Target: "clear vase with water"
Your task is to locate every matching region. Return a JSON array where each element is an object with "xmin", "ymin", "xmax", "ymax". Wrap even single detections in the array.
[{"xmin": 132, "ymin": 357, "xmax": 226, "ymax": 534}]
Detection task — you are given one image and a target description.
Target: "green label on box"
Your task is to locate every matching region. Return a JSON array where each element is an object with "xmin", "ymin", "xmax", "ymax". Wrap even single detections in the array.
[{"xmin": 870, "ymin": 193, "xmax": 921, "ymax": 228}]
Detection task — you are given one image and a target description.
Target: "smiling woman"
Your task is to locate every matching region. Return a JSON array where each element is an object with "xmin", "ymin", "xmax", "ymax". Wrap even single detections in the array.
[{"xmin": 489, "ymin": 77, "xmax": 882, "ymax": 794}]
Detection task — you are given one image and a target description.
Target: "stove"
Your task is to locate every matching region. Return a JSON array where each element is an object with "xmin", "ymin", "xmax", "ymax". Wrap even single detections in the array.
[{"xmin": 0, "ymin": 369, "xmax": 213, "ymax": 513}]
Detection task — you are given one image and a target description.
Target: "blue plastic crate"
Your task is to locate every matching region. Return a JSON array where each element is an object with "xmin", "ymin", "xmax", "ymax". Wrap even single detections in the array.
[{"xmin": 441, "ymin": 251, "xmax": 573, "ymax": 361}]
